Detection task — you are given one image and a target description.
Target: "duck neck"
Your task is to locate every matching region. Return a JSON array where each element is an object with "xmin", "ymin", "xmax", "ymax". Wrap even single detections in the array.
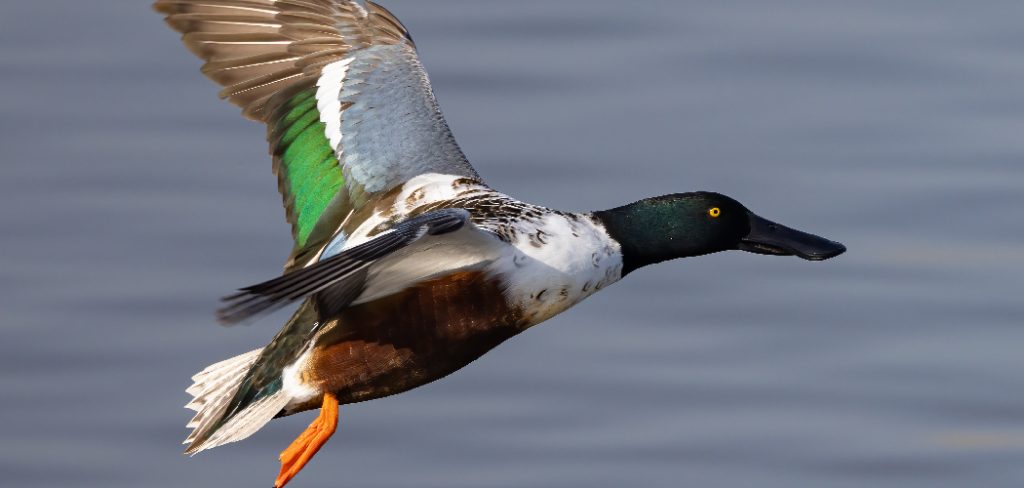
[{"xmin": 593, "ymin": 197, "xmax": 710, "ymax": 275}]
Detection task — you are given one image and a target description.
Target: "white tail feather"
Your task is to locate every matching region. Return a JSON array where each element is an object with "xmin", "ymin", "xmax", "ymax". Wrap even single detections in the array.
[
  {"xmin": 183, "ymin": 349, "xmax": 268, "ymax": 454},
  {"xmin": 190, "ymin": 391, "xmax": 290, "ymax": 454}
]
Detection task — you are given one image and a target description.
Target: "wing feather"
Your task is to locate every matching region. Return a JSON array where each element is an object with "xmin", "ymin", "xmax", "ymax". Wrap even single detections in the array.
[
  {"xmin": 155, "ymin": 1, "xmax": 478, "ymax": 262},
  {"xmin": 217, "ymin": 208, "xmax": 471, "ymax": 325}
]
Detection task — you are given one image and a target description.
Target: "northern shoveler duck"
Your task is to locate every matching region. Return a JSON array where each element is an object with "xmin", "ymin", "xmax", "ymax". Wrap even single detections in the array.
[{"xmin": 155, "ymin": 1, "xmax": 846, "ymax": 486}]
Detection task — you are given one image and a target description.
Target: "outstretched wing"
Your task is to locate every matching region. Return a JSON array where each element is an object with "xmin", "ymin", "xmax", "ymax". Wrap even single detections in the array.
[{"xmin": 154, "ymin": 0, "xmax": 480, "ymax": 265}]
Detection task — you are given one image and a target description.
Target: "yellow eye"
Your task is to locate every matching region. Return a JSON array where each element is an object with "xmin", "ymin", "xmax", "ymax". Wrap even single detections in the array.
[{"xmin": 709, "ymin": 207, "xmax": 721, "ymax": 218}]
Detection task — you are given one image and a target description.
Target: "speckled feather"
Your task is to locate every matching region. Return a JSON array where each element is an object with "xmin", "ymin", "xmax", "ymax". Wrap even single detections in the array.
[
  {"xmin": 216, "ymin": 174, "xmax": 623, "ymax": 425},
  {"xmin": 272, "ymin": 175, "xmax": 624, "ymax": 412}
]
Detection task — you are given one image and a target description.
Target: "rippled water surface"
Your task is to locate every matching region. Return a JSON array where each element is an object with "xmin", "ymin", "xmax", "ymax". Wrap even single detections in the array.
[{"xmin": 3, "ymin": 1, "xmax": 1024, "ymax": 486}]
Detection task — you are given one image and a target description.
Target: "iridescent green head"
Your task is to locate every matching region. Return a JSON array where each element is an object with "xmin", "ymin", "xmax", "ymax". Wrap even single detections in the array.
[{"xmin": 594, "ymin": 192, "xmax": 846, "ymax": 275}]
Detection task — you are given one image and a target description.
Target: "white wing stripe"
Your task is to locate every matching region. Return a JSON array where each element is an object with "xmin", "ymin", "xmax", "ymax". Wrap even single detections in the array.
[{"xmin": 315, "ymin": 57, "xmax": 354, "ymax": 152}]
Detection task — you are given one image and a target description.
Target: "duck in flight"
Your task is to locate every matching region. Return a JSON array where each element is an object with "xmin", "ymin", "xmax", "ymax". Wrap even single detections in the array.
[{"xmin": 155, "ymin": 1, "xmax": 846, "ymax": 486}]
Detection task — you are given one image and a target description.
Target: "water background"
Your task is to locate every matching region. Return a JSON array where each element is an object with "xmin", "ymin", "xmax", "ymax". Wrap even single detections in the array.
[{"xmin": 2, "ymin": 1, "xmax": 1023, "ymax": 486}]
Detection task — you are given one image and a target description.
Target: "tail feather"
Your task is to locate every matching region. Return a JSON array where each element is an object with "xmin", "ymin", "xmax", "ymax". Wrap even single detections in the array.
[
  {"xmin": 183, "ymin": 348, "xmax": 274, "ymax": 454},
  {"xmin": 184, "ymin": 350, "xmax": 259, "ymax": 413},
  {"xmin": 183, "ymin": 301, "xmax": 322, "ymax": 455},
  {"xmin": 190, "ymin": 391, "xmax": 289, "ymax": 454}
]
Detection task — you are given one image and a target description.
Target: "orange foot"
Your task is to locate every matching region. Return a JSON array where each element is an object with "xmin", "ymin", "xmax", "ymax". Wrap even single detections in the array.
[{"xmin": 274, "ymin": 392, "xmax": 339, "ymax": 488}]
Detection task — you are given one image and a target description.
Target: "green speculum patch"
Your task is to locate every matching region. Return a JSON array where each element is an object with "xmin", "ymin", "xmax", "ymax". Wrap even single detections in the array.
[{"xmin": 273, "ymin": 90, "xmax": 344, "ymax": 247}]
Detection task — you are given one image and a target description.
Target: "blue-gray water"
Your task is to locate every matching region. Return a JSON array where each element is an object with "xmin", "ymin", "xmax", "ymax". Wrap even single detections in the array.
[{"xmin": 2, "ymin": 1, "xmax": 1023, "ymax": 486}]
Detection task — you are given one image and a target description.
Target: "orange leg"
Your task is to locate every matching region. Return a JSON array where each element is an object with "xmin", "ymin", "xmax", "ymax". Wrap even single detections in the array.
[{"xmin": 274, "ymin": 392, "xmax": 339, "ymax": 488}]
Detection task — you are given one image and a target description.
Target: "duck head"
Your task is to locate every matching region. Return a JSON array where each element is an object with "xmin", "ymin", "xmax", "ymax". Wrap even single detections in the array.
[{"xmin": 593, "ymin": 192, "xmax": 846, "ymax": 275}]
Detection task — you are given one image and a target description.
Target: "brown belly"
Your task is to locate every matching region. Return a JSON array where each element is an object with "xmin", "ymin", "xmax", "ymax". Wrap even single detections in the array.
[{"xmin": 298, "ymin": 271, "xmax": 524, "ymax": 405}]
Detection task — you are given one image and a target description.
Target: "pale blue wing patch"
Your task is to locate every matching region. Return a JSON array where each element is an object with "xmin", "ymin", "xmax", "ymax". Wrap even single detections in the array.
[{"xmin": 316, "ymin": 44, "xmax": 480, "ymax": 208}]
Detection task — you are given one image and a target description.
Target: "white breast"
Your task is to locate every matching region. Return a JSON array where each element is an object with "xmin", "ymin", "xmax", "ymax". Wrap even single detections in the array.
[{"xmin": 490, "ymin": 213, "xmax": 623, "ymax": 325}]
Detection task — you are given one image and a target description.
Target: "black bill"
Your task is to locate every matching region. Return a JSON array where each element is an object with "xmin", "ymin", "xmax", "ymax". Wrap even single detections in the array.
[{"xmin": 738, "ymin": 213, "xmax": 846, "ymax": 261}]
